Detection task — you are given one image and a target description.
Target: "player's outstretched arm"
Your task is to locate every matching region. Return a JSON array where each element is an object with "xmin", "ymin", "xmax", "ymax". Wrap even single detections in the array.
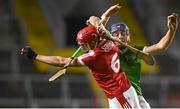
[
  {"xmin": 35, "ymin": 55, "xmax": 71, "ymax": 67},
  {"xmin": 144, "ymin": 13, "xmax": 178, "ymax": 55},
  {"xmin": 21, "ymin": 46, "xmax": 80, "ymax": 67}
]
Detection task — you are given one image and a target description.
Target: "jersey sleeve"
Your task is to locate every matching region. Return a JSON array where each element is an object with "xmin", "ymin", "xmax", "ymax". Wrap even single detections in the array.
[{"xmin": 77, "ymin": 50, "xmax": 95, "ymax": 67}]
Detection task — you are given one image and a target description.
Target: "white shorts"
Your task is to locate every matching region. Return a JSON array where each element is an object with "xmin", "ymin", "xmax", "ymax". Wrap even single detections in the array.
[
  {"xmin": 108, "ymin": 86, "xmax": 141, "ymax": 109},
  {"xmin": 138, "ymin": 96, "xmax": 151, "ymax": 109}
]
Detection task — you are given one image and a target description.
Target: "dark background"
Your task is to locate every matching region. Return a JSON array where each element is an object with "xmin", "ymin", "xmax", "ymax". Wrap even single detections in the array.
[{"xmin": 0, "ymin": 0, "xmax": 180, "ymax": 108}]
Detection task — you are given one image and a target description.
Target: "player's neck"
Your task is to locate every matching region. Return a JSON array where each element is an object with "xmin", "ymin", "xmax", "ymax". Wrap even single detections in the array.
[{"xmin": 120, "ymin": 47, "xmax": 128, "ymax": 53}]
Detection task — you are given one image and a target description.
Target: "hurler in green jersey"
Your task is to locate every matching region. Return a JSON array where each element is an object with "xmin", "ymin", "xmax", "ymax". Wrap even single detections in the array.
[
  {"xmin": 120, "ymin": 46, "xmax": 144, "ymax": 96},
  {"xmin": 110, "ymin": 16, "xmax": 178, "ymax": 108},
  {"xmin": 111, "ymin": 23, "xmax": 151, "ymax": 108},
  {"xmin": 87, "ymin": 8, "xmax": 178, "ymax": 108}
]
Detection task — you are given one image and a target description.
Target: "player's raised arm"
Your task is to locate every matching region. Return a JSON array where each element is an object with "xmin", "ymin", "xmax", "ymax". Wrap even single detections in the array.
[
  {"xmin": 100, "ymin": 4, "xmax": 121, "ymax": 26},
  {"xmin": 144, "ymin": 13, "xmax": 178, "ymax": 55},
  {"xmin": 21, "ymin": 46, "xmax": 80, "ymax": 67},
  {"xmin": 86, "ymin": 4, "xmax": 121, "ymax": 28}
]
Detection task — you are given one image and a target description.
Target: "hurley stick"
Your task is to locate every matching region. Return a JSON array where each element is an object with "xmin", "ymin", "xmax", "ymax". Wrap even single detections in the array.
[
  {"xmin": 87, "ymin": 22, "xmax": 154, "ymax": 65},
  {"xmin": 86, "ymin": 21, "xmax": 154, "ymax": 65},
  {"xmin": 49, "ymin": 46, "xmax": 82, "ymax": 81},
  {"xmin": 104, "ymin": 31, "xmax": 155, "ymax": 65}
]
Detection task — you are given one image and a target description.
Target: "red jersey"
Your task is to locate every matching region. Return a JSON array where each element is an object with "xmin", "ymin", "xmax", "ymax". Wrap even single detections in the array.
[{"xmin": 77, "ymin": 40, "xmax": 131, "ymax": 98}]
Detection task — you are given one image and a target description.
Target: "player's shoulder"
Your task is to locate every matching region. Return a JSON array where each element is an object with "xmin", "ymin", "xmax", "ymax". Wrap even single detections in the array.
[
  {"xmin": 81, "ymin": 50, "xmax": 95, "ymax": 57},
  {"xmin": 77, "ymin": 50, "xmax": 96, "ymax": 64}
]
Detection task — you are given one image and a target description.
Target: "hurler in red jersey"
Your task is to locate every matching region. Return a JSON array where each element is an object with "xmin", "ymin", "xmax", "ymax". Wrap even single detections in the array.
[
  {"xmin": 76, "ymin": 26, "xmax": 140, "ymax": 108},
  {"xmin": 21, "ymin": 26, "xmax": 141, "ymax": 108}
]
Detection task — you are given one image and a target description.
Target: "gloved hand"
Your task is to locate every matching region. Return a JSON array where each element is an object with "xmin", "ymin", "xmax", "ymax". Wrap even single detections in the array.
[{"xmin": 21, "ymin": 46, "xmax": 37, "ymax": 60}]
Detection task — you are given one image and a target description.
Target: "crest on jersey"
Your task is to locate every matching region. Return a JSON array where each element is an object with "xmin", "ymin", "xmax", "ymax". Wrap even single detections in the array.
[{"xmin": 101, "ymin": 41, "xmax": 114, "ymax": 52}]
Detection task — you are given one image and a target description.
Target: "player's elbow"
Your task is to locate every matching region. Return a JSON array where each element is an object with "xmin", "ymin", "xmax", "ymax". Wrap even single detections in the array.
[
  {"xmin": 156, "ymin": 44, "xmax": 167, "ymax": 53},
  {"xmin": 144, "ymin": 55, "xmax": 155, "ymax": 66}
]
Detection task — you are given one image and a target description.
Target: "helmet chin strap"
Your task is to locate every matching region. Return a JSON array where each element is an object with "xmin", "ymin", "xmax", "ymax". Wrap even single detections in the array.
[{"xmin": 94, "ymin": 41, "xmax": 99, "ymax": 48}]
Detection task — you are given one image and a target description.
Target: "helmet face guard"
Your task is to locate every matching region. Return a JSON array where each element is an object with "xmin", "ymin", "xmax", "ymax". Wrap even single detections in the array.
[
  {"xmin": 111, "ymin": 23, "xmax": 130, "ymax": 42},
  {"xmin": 111, "ymin": 23, "xmax": 129, "ymax": 36}
]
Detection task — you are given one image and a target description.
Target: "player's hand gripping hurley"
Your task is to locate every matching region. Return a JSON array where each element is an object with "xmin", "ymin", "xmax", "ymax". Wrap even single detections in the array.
[{"xmin": 49, "ymin": 46, "xmax": 82, "ymax": 81}]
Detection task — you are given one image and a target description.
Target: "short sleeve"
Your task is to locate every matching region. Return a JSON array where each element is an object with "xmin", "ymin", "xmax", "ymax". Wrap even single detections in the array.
[{"xmin": 77, "ymin": 50, "xmax": 95, "ymax": 67}]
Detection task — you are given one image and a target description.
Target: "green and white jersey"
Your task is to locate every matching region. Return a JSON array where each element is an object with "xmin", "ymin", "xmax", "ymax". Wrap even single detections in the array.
[{"xmin": 120, "ymin": 46, "xmax": 144, "ymax": 96}]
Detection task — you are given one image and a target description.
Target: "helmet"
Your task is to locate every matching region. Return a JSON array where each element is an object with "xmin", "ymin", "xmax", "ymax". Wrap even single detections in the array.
[
  {"xmin": 77, "ymin": 26, "xmax": 99, "ymax": 44},
  {"xmin": 110, "ymin": 23, "xmax": 129, "ymax": 35}
]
